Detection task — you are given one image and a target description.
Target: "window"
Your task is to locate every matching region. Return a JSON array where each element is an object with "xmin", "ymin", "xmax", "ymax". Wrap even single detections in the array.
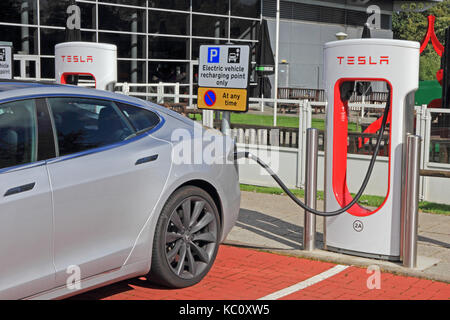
[
  {"xmin": 231, "ymin": 0, "xmax": 261, "ymax": 18},
  {"xmin": 99, "ymin": 32, "xmax": 146, "ymax": 59},
  {"xmin": 192, "ymin": 15, "xmax": 228, "ymax": 38},
  {"xmin": 149, "ymin": 0, "xmax": 190, "ymax": 11},
  {"xmin": 0, "ymin": 99, "xmax": 37, "ymax": 169},
  {"xmin": 192, "ymin": 0, "xmax": 229, "ymax": 15},
  {"xmin": 148, "ymin": 36, "xmax": 189, "ymax": 60},
  {"xmin": 47, "ymin": 97, "xmax": 134, "ymax": 156},
  {"xmin": 39, "ymin": 0, "xmax": 95, "ymax": 29},
  {"xmin": 117, "ymin": 103, "xmax": 160, "ymax": 132},
  {"xmin": 0, "ymin": 0, "xmax": 37, "ymax": 25},
  {"xmin": 148, "ymin": 10, "xmax": 190, "ymax": 36},
  {"xmin": 98, "ymin": 5, "xmax": 146, "ymax": 32}
]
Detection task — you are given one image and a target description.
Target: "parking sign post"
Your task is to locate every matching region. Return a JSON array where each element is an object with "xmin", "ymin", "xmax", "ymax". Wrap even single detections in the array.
[{"xmin": 198, "ymin": 45, "xmax": 251, "ymax": 127}]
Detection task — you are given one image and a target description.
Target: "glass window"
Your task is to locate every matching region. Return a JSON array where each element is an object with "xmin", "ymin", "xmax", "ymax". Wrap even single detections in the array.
[
  {"xmin": 148, "ymin": 62, "xmax": 188, "ymax": 83},
  {"xmin": 148, "ymin": 36, "xmax": 189, "ymax": 60},
  {"xmin": 98, "ymin": 5, "xmax": 146, "ymax": 32},
  {"xmin": 148, "ymin": 10, "xmax": 189, "ymax": 36},
  {"xmin": 48, "ymin": 98, "xmax": 134, "ymax": 156},
  {"xmin": 118, "ymin": 60, "xmax": 146, "ymax": 83},
  {"xmin": 192, "ymin": 0, "xmax": 229, "ymax": 15},
  {"xmin": 0, "ymin": 99, "xmax": 37, "ymax": 169},
  {"xmin": 99, "ymin": 32, "xmax": 146, "ymax": 59},
  {"xmin": 148, "ymin": 0, "xmax": 190, "ymax": 11},
  {"xmin": 230, "ymin": 19, "xmax": 259, "ymax": 40},
  {"xmin": 0, "ymin": 0, "xmax": 37, "ymax": 25},
  {"xmin": 231, "ymin": 0, "xmax": 261, "ymax": 19},
  {"xmin": 429, "ymin": 114, "xmax": 450, "ymax": 164},
  {"xmin": 40, "ymin": 28, "xmax": 65, "ymax": 55},
  {"xmin": 101, "ymin": 0, "xmax": 145, "ymax": 6},
  {"xmin": 41, "ymin": 58, "xmax": 55, "ymax": 79},
  {"xmin": 117, "ymin": 103, "xmax": 160, "ymax": 132},
  {"xmin": 192, "ymin": 15, "xmax": 228, "ymax": 38},
  {"xmin": 0, "ymin": 25, "xmax": 38, "ymax": 55},
  {"xmin": 40, "ymin": 1, "xmax": 95, "ymax": 29}
]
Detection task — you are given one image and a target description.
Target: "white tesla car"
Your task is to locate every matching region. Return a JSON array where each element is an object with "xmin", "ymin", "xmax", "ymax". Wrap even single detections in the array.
[{"xmin": 0, "ymin": 81, "xmax": 240, "ymax": 299}]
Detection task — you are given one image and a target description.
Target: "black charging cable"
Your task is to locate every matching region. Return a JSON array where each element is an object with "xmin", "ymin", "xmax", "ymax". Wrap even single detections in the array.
[{"xmin": 234, "ymin": 95, "xmax": 391, "ymax": 217}]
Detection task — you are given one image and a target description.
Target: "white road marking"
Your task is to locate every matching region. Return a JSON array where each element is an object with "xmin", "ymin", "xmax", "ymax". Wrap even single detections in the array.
[{"xmin": 258, "ymin": 264, "xmax": 350, "ymax": 300}]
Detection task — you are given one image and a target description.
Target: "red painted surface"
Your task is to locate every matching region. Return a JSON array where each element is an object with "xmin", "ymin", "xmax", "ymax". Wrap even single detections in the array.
[
  {"xmin": 71, "ymin": 246, "xmax": 449, "ymax": 300},
  {"xmin": 420, "ymin": 15, "xmax": 445, "ymax": 109},
  {"xmin": 420, "ymin": 15, "xmax": 444, "ymax": 57},
  {"xmin": 332, "ymin": 79, "xmax": 392, "ymax": 217}
]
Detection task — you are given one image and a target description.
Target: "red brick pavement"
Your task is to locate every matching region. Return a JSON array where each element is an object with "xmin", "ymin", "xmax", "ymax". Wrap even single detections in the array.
[{"xmin": 72, "ymin": 245, "xmax": 450, "ymax": 300}]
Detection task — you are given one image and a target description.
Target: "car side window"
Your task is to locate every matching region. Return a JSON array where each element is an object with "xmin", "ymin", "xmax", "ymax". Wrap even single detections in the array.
[
  {"xmin": 117, "ymin": 103, "xmax": 161, "ymax": 133},
  {"xmin": 47, "ymin": 97, "xmax": 134, "ymax": 157},
  {"xmin": 0, "ymin": 99, "xmax": 37, "ymax": 170}
]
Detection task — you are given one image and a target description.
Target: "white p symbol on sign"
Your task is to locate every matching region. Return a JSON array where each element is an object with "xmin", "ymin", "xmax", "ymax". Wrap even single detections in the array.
[{"xmin": 208, "ymin": 48, "xmax": 220, "ymax": 63}]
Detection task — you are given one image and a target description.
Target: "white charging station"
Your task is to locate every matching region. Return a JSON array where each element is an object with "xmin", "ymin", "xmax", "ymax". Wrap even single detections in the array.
[
  {"xmin": 323, "ymin": 39, "xmax": 420, "ymax": 261},
  {"xmin": 55, "ymin": 42, "xmax": 117, "ymax": 90}
]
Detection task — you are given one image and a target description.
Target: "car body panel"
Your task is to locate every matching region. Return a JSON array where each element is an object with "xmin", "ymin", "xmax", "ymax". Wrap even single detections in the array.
[
  {"xmin": 48, "ymin": 134, "xmax": 172, "ymax": 286},
  {"xmin": 0, "ymin": 163, "xmax": 55, "ymax": 299},
  {"xmin": 0, "ymin": 83, "xmax": 241, "ymax": 299}
]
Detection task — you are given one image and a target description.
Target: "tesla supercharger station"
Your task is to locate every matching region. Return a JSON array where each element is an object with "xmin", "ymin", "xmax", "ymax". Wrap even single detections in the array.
[
  {"xmin": 323, "ymin": 39, "xmax": 420, "ymax": 261},
  {"xmin": 55, "ymin": 42, "xmax": 117, "ymax": 90}
]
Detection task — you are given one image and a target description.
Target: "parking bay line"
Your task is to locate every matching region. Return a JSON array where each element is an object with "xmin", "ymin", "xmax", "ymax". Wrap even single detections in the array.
[{"xmin": 258, "ymin": 264, "xmax": 350, "ymax": 300}]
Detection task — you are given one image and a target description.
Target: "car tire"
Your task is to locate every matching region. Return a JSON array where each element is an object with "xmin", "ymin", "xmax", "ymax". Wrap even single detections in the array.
[{"xmin": 148, "ymin": 185, "xmax": 221, "ymax": 288}]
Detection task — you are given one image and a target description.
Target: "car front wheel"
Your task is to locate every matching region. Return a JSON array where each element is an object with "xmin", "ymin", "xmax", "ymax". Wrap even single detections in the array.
[{"xmin": 149, "ymin": 185, "xmax": 221, "ymax": 288}]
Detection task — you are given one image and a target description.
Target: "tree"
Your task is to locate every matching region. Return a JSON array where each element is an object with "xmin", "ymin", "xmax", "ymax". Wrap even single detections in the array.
[{"xmin": 392, "ymin": 0, "xmax": 450, "ymax": 80}]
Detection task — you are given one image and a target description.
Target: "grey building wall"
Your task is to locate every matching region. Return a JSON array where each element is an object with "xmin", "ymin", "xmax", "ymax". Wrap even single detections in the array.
[{"xmin": 266, "ymin": 18, "xmax": 393, "ymax": 90}]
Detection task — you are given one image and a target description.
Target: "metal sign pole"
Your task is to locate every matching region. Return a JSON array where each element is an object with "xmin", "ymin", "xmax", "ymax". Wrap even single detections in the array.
[
  {"xmin": 402, "ymin": 134, "xmax": 421, "ymax": 268},
  {"xmin": 303, "ymin": 128, "xmax": 319, "ymax": 251},
  {"xmin": 222, "ymin": 111, "xmax": 231, "ymax": 136},
  {"xmin": 273, "ymin": 0, "xmax": 280, "ymax": 127}
]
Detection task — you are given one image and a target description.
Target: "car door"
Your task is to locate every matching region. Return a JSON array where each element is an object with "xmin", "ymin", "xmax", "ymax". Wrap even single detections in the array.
[
  {"xmin": 45, "ymin": 97, "xmax": 171, "ymax": 287},
  {"xmin": 0, "ymin": 98, "xmax": 55, "ymax": 299}
]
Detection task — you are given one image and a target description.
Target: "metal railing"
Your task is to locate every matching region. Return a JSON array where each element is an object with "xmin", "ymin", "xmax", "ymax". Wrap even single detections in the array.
[
  {"xmin": 115, "ymin": 82, "xmax": 192, "ymax": 105},
  {"xmin": 114, "ymin": 85, "xmax": 450, "ymax": 204}
]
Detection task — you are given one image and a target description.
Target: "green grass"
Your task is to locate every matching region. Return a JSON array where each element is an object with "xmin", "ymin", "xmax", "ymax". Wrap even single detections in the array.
[
  {"xmin": 189, "ymin": 113, "xmax": 360, "ymax": 132},
  {"xmin": 240, "ymin": 184, "xmax": 450, "ymax": 216}
]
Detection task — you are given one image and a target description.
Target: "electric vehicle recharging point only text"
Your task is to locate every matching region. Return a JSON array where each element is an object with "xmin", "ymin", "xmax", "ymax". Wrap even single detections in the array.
[{"xmin": 323, "ymin": 39, "xmax": 420, "ymax": 261}]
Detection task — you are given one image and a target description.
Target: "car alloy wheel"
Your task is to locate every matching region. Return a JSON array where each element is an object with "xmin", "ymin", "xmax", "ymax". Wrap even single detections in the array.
[
  {"xmin": 164, "ymin": 196, "xmax": 218, "ymax": 279},
  {"xmin": 149, "ymin": 186, "xmax": 221, "ymax": 288}
]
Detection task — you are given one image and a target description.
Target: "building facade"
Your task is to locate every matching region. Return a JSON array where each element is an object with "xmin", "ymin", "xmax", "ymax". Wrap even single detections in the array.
[{"xmin": 0, "ymin": 0, "xmax": 441, "ymax": 94}]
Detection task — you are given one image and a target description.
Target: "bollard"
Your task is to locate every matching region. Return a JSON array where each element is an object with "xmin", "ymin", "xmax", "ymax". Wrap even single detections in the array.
[
  {"xmin": 402, "ymin": 135, "xmax": 421, "ymax": 268},
  {"xmin": 303, "ymin": 128, "xmax": 319, "ymax": 251}
]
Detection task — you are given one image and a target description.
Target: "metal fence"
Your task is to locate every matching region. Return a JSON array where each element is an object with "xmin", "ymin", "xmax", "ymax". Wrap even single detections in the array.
[{"xmin": 114, "ymin": 84, "xmax": 450, "ymax": 203}]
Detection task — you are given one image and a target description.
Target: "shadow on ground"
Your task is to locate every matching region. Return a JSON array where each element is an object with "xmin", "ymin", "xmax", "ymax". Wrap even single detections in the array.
[{"xmin": 233, "ymin": 208, "xmax": 324, "ymax": 250}]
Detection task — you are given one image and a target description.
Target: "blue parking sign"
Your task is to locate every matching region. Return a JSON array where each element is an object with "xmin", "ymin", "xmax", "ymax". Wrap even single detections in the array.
[{"xmin": 208, "ymin": 47, "xmax": 220, "ymax": 63}]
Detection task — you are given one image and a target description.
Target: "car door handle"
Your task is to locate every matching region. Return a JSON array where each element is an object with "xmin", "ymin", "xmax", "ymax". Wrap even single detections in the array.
[
  {"xmin": 135, "ymin": 154, "xmax": 158, "ymax": 166},
  {"xmin": 4, "ymin": 182, "xmax": 36, "ymax": 197}
]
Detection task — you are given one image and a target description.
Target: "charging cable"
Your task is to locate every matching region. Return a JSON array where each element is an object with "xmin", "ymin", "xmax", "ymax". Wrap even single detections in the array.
[{"xmin": 234, "ymin": 96, "xmax": 391, "ymax": 217}]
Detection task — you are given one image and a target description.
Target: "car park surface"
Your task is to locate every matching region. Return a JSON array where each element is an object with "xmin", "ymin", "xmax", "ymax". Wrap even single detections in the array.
[{"xmin": 72, "ymin": 245, "xmax": 450, "ymax": 300}]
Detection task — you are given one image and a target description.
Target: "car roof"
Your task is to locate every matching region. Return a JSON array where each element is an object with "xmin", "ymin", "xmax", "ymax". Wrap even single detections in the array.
[
  {"xmin": 0, "ymin": 80, "xmax": 147, "ymax": 107},
  {"xmin": 0, "ymin": 80, "xmax": 189, "ymax": 124},
  {"xmin": 0, "ymin": 80, "xmax": 62, "ymax": 92}
]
